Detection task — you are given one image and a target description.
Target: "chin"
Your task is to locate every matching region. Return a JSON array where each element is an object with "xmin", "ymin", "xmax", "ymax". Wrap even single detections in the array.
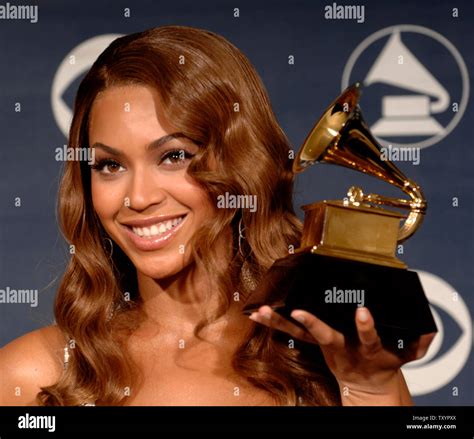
[{"xmin": 132, "ymin": 254, "xmax": 191, "ymax": 280}]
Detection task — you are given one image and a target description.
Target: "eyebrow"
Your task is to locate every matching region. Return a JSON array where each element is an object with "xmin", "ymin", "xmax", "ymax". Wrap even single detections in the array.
[{"xmin": 90, "ymin": 132, "xmax": 190, "ymax": 156}]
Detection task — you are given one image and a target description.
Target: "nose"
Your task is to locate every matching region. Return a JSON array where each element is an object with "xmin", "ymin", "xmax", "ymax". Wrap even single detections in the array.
[{"xmin": 126, "ymin": 167, "xmax": 166, "ymax": 211}]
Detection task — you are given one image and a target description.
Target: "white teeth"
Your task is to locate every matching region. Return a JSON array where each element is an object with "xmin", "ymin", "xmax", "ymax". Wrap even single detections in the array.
[
  {"xmin": 130, "ymin": 216, "xmax": 184, "ymax": 238},
  {"xmin": 132, "ymin": 227, "xmax": 144, "ymax": 237}
]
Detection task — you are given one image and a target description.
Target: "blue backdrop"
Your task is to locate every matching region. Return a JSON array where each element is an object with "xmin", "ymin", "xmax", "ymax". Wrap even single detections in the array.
[{"xmin": 0, "ymin": 0, "xmax": 472, "ymax": 406}]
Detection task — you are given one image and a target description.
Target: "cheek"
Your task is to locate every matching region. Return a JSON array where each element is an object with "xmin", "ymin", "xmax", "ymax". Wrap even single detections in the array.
[
  {"xmin": 91, "ymin": 178, "xmax": 126, "ymax": 223},
  {"xmin": 91, "ymin": 171, "xmax": 215, "ymax": 227},
  {"xmin": 173, "ymin": 179, "xmax": 215, "ymax": 216}
]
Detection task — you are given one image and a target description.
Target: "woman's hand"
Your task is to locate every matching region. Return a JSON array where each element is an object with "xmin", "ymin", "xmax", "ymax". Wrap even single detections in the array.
[{"xmin": 249, "ymin": 306, "xmax": 436, "ymax": 406}]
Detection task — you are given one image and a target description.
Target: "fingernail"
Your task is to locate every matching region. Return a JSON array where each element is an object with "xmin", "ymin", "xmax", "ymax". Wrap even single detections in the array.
[
  {"xmin": 248, "ymin": 312, "xmax": 258, "ymax": 321},
  {"xmin": 357, "ymin": 307, "xmax": 369, "ymax": 322},
  {"xmin": 292, "ymin": 312, "xmax": 306, "ymax": 324},
  {"xmin": 260, "ymin": 310, "xmax": 271, "ymax": 320}
]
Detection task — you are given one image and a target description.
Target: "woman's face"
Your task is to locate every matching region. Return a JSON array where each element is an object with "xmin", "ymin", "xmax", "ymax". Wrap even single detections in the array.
[{"xmin": 88, "ymin": 85, "xmax": 214, "ymax": 279}]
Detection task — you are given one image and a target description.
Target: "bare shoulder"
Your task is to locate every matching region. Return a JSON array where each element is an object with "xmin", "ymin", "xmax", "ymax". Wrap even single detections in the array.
[{"xmin": 0, "ymin": 325, "xmax": 66, "ymax": 406}]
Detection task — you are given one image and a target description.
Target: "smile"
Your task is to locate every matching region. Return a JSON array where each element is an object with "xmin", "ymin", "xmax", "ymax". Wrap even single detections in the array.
[
  {"xmin": 131, "ymin": 216, "xmax": 184, "ymax": 238},
  {"xmin": 120, "ymin": 214, "xmax": 187, "ymax": 251}
]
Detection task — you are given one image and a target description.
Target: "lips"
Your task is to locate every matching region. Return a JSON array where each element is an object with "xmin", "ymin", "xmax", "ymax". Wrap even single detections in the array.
[
  {"xmin": 121, "ymin": 213, "xmax": 188, "ymax": 229},
  {"xmin": 120, "ymin": 214, "xmax": 187, "ymax": 251},
  {"xmin": 131, "ymin": 216, "xmax": 185, "ymax": 238}
]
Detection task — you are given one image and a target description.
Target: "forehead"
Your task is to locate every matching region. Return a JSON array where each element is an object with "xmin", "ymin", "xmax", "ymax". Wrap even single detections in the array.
[{"xmin": 88, "ymin": 85, "xmax": 174, "ymax": 144}]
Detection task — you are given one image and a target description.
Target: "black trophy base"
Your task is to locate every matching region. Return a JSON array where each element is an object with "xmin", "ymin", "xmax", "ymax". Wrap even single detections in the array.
[{"xmin": 243, "ymin": 252, "xmax": 437, "ymax": 348}]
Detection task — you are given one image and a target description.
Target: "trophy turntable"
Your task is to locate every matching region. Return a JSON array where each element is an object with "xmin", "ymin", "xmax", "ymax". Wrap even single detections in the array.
[{"xmin": 243, "ymin": 83, "xmax": 437, "ymax": 348}]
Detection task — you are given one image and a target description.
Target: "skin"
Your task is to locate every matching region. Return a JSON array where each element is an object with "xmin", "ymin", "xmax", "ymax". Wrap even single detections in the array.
[
  {"xmin": 249, "ymin": 306, "xmax": 435, "ymax": 405},
  {"xmin": 87, "ymin": 84, "xmax": 257, "ymax": 332},
  {"xmin": 89, "ymin": 85, "xmax": 207, "ymax": 282},
  {"xmin": 88, "ymin": 84, "xmax": 269, "ymax": 405},
  {"xmin": 0, "ymin": 85, "xmax": 267, "ymax": 406},
  {"xmin": 0, "ymin": 84, "xmax": 434, "ymax": 406}
]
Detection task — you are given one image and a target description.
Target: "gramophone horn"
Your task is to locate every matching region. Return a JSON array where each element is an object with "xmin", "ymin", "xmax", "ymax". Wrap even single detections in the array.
[{"xmin": 293, "ymin": 82, "xmax": 426, "ymax": 242}]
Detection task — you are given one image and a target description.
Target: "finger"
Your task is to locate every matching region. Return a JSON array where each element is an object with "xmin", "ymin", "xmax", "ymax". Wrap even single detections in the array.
[
  {"xmin": 415, "ymin": 332, "xmax": 436, "ymax": 359},
  {"xmin": 355, "ymin": 307, "xmax": 381, "ymax": 352},
  {"xmin": 249, "ymin": 306, "xmax": 317, "ymax": 344},
  {"xmin": 290, "ymin": 309, "xmax": 344, "ymax": 347}
]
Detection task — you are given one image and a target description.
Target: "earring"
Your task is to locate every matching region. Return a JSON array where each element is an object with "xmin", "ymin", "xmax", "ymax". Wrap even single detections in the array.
[
  {"xmin": 103, "ymin": 237, "xmax": 114, "ymax": 259},
  {"xmin": 237, "ymin": 217, "xmax": 257, "ymax": 291},
  {"xmin": 240, "ymin": 259, "xmax": 258, "ymax": 292},
  {"xmin": 238, "ymin": 217, "xmax": 245, "ymax": 257},
  {"xmin": 106, "ymin": 302, "xmax": 116, "ymax": 322}
]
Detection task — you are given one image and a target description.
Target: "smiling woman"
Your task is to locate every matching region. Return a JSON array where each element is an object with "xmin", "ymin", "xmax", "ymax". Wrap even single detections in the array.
[
  {"xmin": 88, "ymin": 85, "xmax": 209, "ymax": 273},
  {"xmin": 0, "ymin": 25, "xmax": 430, "ymax": 407}
]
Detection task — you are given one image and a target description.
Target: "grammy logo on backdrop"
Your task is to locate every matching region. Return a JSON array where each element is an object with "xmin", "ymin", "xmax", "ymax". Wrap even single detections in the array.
[
  {"xmin": 243, "ymin": 82, "xmax": 437, "ymax": 348},
  {"xmin": 365, "ymin": 30, "xmax": 449, "ymax": 137}
]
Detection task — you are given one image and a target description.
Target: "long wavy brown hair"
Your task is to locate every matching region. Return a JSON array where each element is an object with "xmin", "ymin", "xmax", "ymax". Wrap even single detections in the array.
[{"xmin": 38, "ymin": 25, "xmax": 340, "ymax": 406}]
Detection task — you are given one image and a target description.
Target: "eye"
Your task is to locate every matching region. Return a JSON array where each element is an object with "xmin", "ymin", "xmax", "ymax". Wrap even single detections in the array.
[
  {"xmin": 160, "ymin": 149, "xmax": 194, "ymax": 167},
  {"xmin": 90, "ymin": 159, "xmax": 125, "ymax": 175}
]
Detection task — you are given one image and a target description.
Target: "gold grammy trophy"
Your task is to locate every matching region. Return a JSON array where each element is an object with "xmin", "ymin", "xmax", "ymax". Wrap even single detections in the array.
[{"xmin": 244, "ymin": 83, "xmax": 437, "ymax": 347}]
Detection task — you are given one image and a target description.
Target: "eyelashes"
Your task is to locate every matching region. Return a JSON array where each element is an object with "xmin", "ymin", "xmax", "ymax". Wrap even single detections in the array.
[
  {"xmin": 90, "ymin": 148, "xmax": 196, "ymax": 175},
  {"xmin": 161, "ymin": 149, "xmax": 195, "ymax": 166},
  {"xmin": 90, "ymin": 158, "xmax": 124, "ymax": 174}
]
